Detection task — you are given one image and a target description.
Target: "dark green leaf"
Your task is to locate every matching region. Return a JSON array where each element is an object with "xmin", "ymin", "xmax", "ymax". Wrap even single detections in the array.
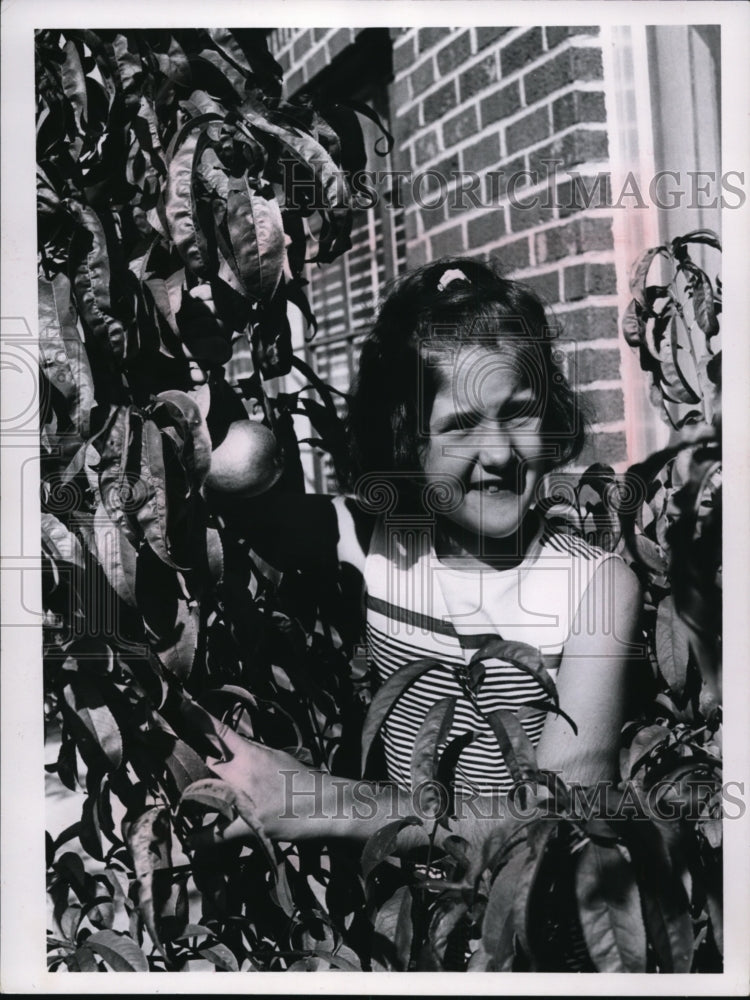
[
  {"xmin": 86, "ymin": 930, "xmax": 149, "ymax": 971},
  {"xmin": 410, "ymin": 697, "xmax": 456, "ymax": 818},
  {"xmin": 371, "ymin": 885, "xmax": 413, "ymax": 971},
  {"xmin": 483, "ymin": 843, "xmax": 529, "ymax": 964},
  {"xmin": 622, "ymin": 298, "xmax": 645, "ymax": 347},
  {"xmin": 38, "ymin": 273, "xmax": 96, "ymax": 436},
  {"xmin": 511, "ymin": 820, "xmax": 557, "ymax": 959},
  {"xmin": 575, "ymin": 840, "xmax": 647, "ymax": 972},
  {"xmin": 361, "ymin": 658, "xmax": 444, "ymax": 773},
  {"xmin": 63, "ymin": 677, "xmax": 123, "ymax": 770},
  {"xmin": 623, "ymin": 724, "xmax": 672, "ymax": 781},
  {"xmin": 629, "ymin": 246, "xmax": 667, "ymax": 307},
  {"xmin": 470, "ymin": 638, "xmax": 558, "ymax": 706},
  {"xmin": 484, "ymin": 709, "xmax": 538, "ymax": 784},
  {"xmin": 124, "ymin": 806, "xmax": 171, "ymax": 959},
  {"xmin": 361, "ymin": 817, "xmax": 424, "ymax": 878},
  {"xmin": 655, "ymin": 595, "xmax": 691, "ymax": 696},
  {"xmin": 226, "ymin": 177, "xmax": 284, "ymax": 302},
  {"xmin": 199, "ymin": 942, "xmax": 239, "ymax": 971},
  {"xmin": 136, "ymin": 418, "xmax": 187, "ymax": 570}
]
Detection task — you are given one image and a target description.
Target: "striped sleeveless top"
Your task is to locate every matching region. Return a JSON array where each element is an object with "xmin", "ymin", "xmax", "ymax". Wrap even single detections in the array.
[{"xmin": 363, "ymin": 513, "xmax": 617, "ymax": 796}]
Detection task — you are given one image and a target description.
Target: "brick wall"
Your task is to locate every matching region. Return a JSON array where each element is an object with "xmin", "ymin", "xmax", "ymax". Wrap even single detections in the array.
[{"xmin": 268, "ymin": 26, "xmax": 629, "ymax": 469}]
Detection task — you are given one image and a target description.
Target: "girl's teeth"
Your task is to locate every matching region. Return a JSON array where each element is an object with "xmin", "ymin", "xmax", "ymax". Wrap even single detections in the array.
[{"xmin": 486, "ymin": 484, "xmax": 501, "ymax": 493}]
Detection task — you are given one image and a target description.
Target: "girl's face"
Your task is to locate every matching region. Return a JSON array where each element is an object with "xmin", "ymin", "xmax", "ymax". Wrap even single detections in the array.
[{"xmin": 421, "ymin": 344, "xmax": 547, "ymax": 540}]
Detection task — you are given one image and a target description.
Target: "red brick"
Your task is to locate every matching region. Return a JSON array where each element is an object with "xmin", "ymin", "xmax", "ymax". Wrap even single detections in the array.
[
  {"xmin": 480, "ymin": 81, "xmax": 522, "ymax": 126},
  {"xmin": 327, "ymin": 28, "xmax": 355, "ymax": 62},
  {"xmin": 560, "ymin": 305, "xmax": 619, "ymax": 341},
  {"xmin": 523, "ymin": 270, "xmax": 560, "ymax": 304},
  {"xmin": 577, "ymin": 431, "xmax": 627, "ymax": 467},
  {"xmin": 476, "ymin": 26, "xmax": 513, "ymax": 51},
  {"xmin": 545, "ymin": 25, "xmax": 600, "ymax": 49},
  {"xmin": 414, "ymin": 129, "xmax": 440, "ymax": 167},
  {"xmin": 430, "ymin": 223, "xmax": 466, "ymax": 258},
  {"xmin": 411, "ymin": 58, "xmax": 436, "ymax": 96},
  {"xmin": 484, "ymin": 156, "xmax": 527, "ymax": 202},
  {"xmin": 534, "ymin": 218, "xmax": 613, "ymax": 263},
  {"xmin": 285, "ymin": 66, "xmax": 305, "ymax": 95},
  {"xmin": 422, "ymin": 203, "xmax": 447, "ymax": 230},
  {"xmin": 506, "ymin": 106, "xmax": 550, "ymax": 156},
  {"xmin": 581, "ymin": 387, "xmax": 625, "ymax": 422},
  {"xmin": 552, "ymin": 90, "xmax": 606, "ymax": 131},
  {"xmin": 292, "ymin": 30, "xmax": 314, "ymax": 62},
  {"xmin": 436, "ymin": 31, "xmax": 473, "ymax": 75},
  {"xmin": 424, "ymin": 80, "xmax": 459, "ymax": 120},
  {"xmin": 420, "ymin": 152, "xmax": 460, "ymax": 193},
  {"xmin": 574, "ymin": 347, "xmax": 622, "ymax": 383},
  {"xmin": 418, "ymin": 27, "xmax": 452, "ymax": 53},
  {"xmin": 563, "ymin": 262, "xmax": 618, "ymax": 301},
  {"xmin": 462, "ymin": 132, "xmax": 501, "ymax": 172},
  {"xmin": 443, "ymin": 106, "xmax": 479, "ymax": 147},
  {"xmin": 408, "ymin": 239, "xmax": 429, "ymax": 268},
  {"xmin": 459, "ymin": 54, "xmax": 500, "ymax": 102},
  {"xmin": 500, "ymin": 27, "xmax": 544, "ymax": 76},
  {"xmin": 395, "ymin": 103, "xmax": 422, "ymax": 138},
  {"xmin": 390, "ymin": 77, "xmax": 412, "ymax": 116},
  {"xmin": 528, "ymin": 129, "xmax": 609, "ymax": 175},
  {"xmin": 313, "ymin": 28, "xmax": 329, "ymax": 43},
  {"xmin": 446, "ymin": 176, "xmax": 484, "ymax": 215},
  {"xmin": 524, "ymin": 48, "xmax": 603, "ymax": 104},
  {"xmin": 489, "ymin": 236, "xmax": 531, "ymax": 272},
  {"xmin": 556, "ymin": 174, "xmax": 611, "ymax": 217},
  {"xmin": 306, "ymin": 44, "xmax": 328, "ymax": 81},
  {"xmin": 509, "ymin": 200, "xmax": 554, "ymax": 233},
  {"xmin": 467, "ymin": 209, "xmax": 507, "ymax": 248},
  {"xmin": 394, "ymin": 33, "xmax": 417, "ymax": 74}
]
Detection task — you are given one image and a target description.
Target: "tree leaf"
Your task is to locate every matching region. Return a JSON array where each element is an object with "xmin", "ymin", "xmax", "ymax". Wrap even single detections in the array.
[
  {"xmin": 136, "ymin": 417, "xmax": 186, "ymax": 570},
  {"xmin": 575, "ymin": 840, "xmax": 647, "ymax": 972},
  {"xmin": 63, "ymin": 677, "xmax": 123, "ymax": 770},
  {"xmin": 154, "ymin": 389, "xmax": 212, "ymax": 486},
  {"xmin": 622, "ymin": 724, "xmax": 672, "ymax": 781},
  {"xmin": 91, "ymin": 503, "xmax": 139, "ymax": 607},
  {"xmin": 429, "ymin": 895, "xmax": 469, "ymax": 967},
  {"xmin": 517, "ymin": 700, "xmax": 578, "ymax": 735},
  {"xmin": 655, "ymin": 595, "xmax": 691, "ymax": 696},
  {"xmin": 361, "ymin": 817, "xmax": 424, "ymax": 878},
  {"xmin": 361, "ymin": 658, "xmax": 444, "ymax": 773},
  {"xmin": 410, "ymin": 696, "xmax": 456, "ymax": 816},
  {"xmin": 624, "ymin": 820, "xmax": 694, "ymax": 972},
  {"xmin": 86, "ymin": 929, "xmax": 149, "ymax": 971},
  {"xmin": 690, "ymin": 264, "xmax": 720, "ymax": 337},
  {"xmin": 511, "ymin": 820, "xmax": 557, "ymax": 960},
  {"xmin": 622, "ymin": 298, "xmax": 645, "ymax": 347},
  {"xmin": 124, "ymin": 806, "xmax": 171, "ymax": 960},
  {"xmin": 67, "ymin": 945, "xmax": 98, "ymax": 971},
  {"xmin": 41, "ymin": 513, "xmax": 84, "ymax": 568},
  {"xmin": 199, "ymin": 942, "xmax": 239, "ymax": 971},
  {"xmin": 629, "ymin": 245, "xmax": 667, "ymax": 307},
  {"xmin": 38, "ymin": 272, "xmax": 96, "ymax": 436},
  {"xmin": 181, "ymin": 777, "xmax": 276, "ymax": 872},
  {"xmin": 484, "ymin": 708, "xmax": 538, "ymax": 784},
  {"xmin": 225, "ymin": 176, "xmax": 284, "ymax": 302},
  {"xmin": 483, "ymin": 842, "xmax": 530, "ymax": 964},
  {"xmin": 470, "ymin": 638, "xmax": 559, "ymax": 706},
  {"xmin": 371, "ymin": 885, "xmax": 413, "ymax": 971},
  {"xmin": 165, "ymin": 119, "xmax": 220, "ymax": 276}
]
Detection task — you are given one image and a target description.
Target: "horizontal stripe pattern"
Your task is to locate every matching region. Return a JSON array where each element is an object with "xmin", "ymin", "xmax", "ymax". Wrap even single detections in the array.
[{"xmin": 364, "ymin": 518, "xmax": 612, "ymax": 795}]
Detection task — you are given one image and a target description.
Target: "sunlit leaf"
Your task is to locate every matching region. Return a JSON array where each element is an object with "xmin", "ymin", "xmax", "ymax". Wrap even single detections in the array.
[
  {"xmin": 361, "ymin": 658, "xmax": 444, "ymax": 773},
  {"xmin": 124, "ymin": 806, "xmax": 171, "ymax": 959},
  {"xmin": 470, "ymin": 638, "xmax": 558, "ymax": 706},
  {"xmin": 361, "ymin": 817, "xmax": 424, "ymax": 878},
  {"xmin": 483, "ymin": 842, "xmax": 529, "ymax": 965},
  {"xmin": 410, "ymin": 696, "xmax": 456, "ymax": 818},
  {"xmin": 87, "ymin": 929, "xmax": 149, "ymax": 971},
  {"xmin": 63, "ymin": 677, "xmax": 123, "ymax": 770},
  {"xmin": 226, "ymin": 176, "xmax": 285, "ymax": 302},
  {"xmin": 199, "ymin": 941, "xmax": 239, "ymax": 971},
  {"xmin": 655, "ymin": 595, "xmax": 691, "ymax": 696},
  {"xmin": 371, "ymin": 885, "xmax": 413, "ymax": 971},
  {"xmin": 575, "ymin": 840, "xmax": 647, "ymax": 972},
  {"xmin": 484, "ymin": 708, "xmax": 538, "ymax": 784}
]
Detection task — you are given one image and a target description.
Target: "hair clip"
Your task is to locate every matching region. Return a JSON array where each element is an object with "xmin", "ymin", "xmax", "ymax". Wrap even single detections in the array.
[{"xmin": 436, "ymin": 267, "xmax": 470, "ymax": 292}]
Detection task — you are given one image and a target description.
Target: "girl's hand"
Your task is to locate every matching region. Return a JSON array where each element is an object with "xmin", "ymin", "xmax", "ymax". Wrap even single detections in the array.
[{"xmin": 174, "ymin": 696, "xmax": 330, "ymax": 844}]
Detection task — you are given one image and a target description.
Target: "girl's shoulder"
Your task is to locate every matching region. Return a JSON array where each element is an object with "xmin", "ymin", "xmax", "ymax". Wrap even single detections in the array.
[{"xmin": 535, "ymin": 517, "xmax": 620, "ymax": 566}]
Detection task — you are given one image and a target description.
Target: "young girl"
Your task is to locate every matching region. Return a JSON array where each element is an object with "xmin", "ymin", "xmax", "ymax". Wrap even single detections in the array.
[{"xmin": 187, "ymin": 257, "xmax": 641, "ymax": 848}]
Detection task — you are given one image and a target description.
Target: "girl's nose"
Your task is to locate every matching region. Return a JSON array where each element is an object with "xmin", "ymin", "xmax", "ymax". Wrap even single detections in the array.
[{"xmin": 476, "ymin": 426, "xmax": 513, "ymax": 469}]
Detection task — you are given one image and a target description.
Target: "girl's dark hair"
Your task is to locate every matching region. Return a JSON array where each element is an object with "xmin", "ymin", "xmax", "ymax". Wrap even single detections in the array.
[{"xmin": 340, "ymin": 256, "xmax": 587, "ymax": 491}]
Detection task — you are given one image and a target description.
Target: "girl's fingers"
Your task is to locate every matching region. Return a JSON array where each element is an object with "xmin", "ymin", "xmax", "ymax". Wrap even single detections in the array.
[{"xmin": 172, "ymin": 690, "xmax": 258, "ymax": 758}]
